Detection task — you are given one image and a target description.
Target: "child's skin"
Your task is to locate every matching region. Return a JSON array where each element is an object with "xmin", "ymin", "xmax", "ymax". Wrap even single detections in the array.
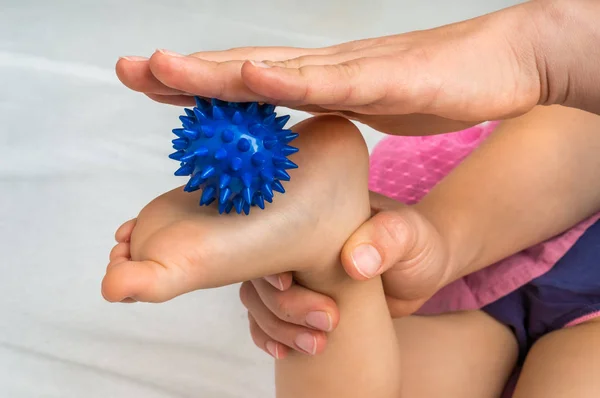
[
  {"xmin": 114, "ymin": 0, "xmax": 600, "ymax": 305},
  {"xmin": 103, "ymin": 116, "xmax": 371, "ymax": 303},
  {"xmin": 104, "ymin": 116, "xmax": 405, "ymax": 398},
  {"xmin": 105, "ymin": 0, "xmax": 600, "ymax": 394},
  {"xmin": 247, "ymin": 104, "xmax": 600, "ymax": 359},
  {"xmin": 104, "ymin": 107, "xmax": 600, "ymax": 397},
  {"xmin": 104, "ymin": 116, "xmax": 512, "ymax": 397}
]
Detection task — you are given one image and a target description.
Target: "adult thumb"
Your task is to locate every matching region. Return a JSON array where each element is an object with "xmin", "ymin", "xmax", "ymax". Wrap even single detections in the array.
[{"xmin": 340, "ymin": 208, "xmax": 426, "ymax": 281}]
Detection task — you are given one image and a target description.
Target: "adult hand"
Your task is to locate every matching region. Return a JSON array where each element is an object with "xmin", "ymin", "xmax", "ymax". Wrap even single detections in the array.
[
  {"xmin": 116, "ymin": 1, "xmax": 600, "ymax": 134},
  {"xmin": 240, "ymin": 192, "xmax": 451, "ymax": 358}
]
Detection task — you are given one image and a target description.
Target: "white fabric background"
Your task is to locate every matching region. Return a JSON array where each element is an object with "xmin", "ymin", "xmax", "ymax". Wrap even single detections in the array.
[{"xmin": 1, "ymin": 1, "xmax": 522, "ymax": 397}]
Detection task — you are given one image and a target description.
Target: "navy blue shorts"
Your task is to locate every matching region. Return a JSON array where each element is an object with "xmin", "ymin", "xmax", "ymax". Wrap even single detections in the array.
[{"xmin": 482, "ymin": 219, "xmax": 600, "ymax": 363}]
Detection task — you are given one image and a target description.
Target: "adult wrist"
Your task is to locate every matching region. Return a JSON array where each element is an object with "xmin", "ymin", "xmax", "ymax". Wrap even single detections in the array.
[{"xmin": 527, "ymin": 0, "xmax": 600, "ymax": 114}]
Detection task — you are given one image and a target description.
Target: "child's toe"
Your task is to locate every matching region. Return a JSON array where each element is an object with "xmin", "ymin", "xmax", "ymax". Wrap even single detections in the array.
[
  {"xmin": 115, "ymin": 218, "xmax": 137, "ymax": 242},
  {"xmin": 108, "ymin": 242, "xmax": 130, "ymax": 263},
  {"xmin": 102, "ymin": 259, "xmax": 177, "ymax": 303}
]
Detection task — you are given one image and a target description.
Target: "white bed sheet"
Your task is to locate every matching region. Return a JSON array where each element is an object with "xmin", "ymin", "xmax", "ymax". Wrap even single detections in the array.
[{"xmin": 1, "ymin": 1, "xmax": 522, "ymax": 396}]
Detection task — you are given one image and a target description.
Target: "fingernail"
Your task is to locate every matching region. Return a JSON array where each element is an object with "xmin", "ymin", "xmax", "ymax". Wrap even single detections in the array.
[
  {"xmin": 119, "ymin": 56, "xmax": 148, "ymax": 62},
  {"xmin": 306, "ymin": 311, "xmax": 332, "ymax": 332},
  {"xmin": 265, "ymin": 341, "xmax": 279, "ymax": 359},
  {"xmin": 157, "ymin": 49, "xmax": 184, "ymax": 57},
  {"xmin": 264, "ymin": 275, "xmax": 284, "ymax": 291},
  {"xmin": 249, "ymin": 60, "xmax": 271, "ymax": 68},
  {"xmin": 351, "ymin": 244, "xmax": 382, "ymax": 278},
  {"xmin": 295, "ymin": 333, "xmax": 317, "ymax": 355}
]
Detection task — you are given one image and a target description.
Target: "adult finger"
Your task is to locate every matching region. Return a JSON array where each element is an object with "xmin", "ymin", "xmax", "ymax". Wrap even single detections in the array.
[
  {"xmin": 240, "ymin": 56, "xmax": 415, "ymax": 110},
  {"xmin": 340, "ymin": 208, "xmax": 432, "ymax": 280},
  {"xmin": 116, "ymin": 56, "xmax": 185, "ymax": 95},
  {"xmin": 117, "ymin": 46, "xmax": 336, "ymax": 98},
  {"xmin": 239, "ymin": 281, "xmax": 328, "ymax": 355},
  {"xmin": 145, "ymin": 93, "xmax": 195, "ymax": 106},
  {"xmin": 189, "ymin": 45, "xmax": 335, "ymax": 63},
  {"xmin": 148, "ymin": 51, "xmax": 273, "ymax": 102},
  {"xmin": 248, "ymin": 313, "xmax": 289, "ymax": 359},
  {"xmin": 263, "ymin": 272, "xmax": 294, "ymax": 291},
  {"xmin": 252, "ymin": 278, "xmax": 338, "ymax": 332},
  {"xmin": 264, "ymin": 50, "xmax": 363, "ymax": 70}
]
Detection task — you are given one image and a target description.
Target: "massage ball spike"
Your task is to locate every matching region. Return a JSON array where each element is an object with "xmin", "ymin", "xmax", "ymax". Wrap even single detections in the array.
[{"xmin": 169, "ymin": 97, "xmax": 299, "ymax": 215}]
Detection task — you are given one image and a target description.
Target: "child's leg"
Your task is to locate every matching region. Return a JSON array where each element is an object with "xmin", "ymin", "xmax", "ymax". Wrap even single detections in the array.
[
  {"xmin": 245, "ymin": 277, "xmax": 517, "ymax": 398},
  {"xmin": 275, "ymin": 273, "xmax": 402, "ymax": 397},
  {"xmin": 513, "ymin": 317, "xmax": 600, "ymax": 397},
  {"xmin": 394, "ymin": 311, "xmax": 517, "ymax": 397},
  {"xmin": 105, "ymin": 115, "xmax": 516, "ymax": 397},
  {"xmin": 103, "ymin": 115, "xmax": 373, "ymax": 302},
  {"xmin": 275, "ymin": 286, "xmax": 518, "ymax": 398}
]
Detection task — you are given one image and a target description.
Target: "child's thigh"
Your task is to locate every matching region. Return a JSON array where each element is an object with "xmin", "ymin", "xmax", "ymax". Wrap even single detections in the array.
[
  {"xmin": 513, "ymin": 317, "xmax": 600, "ymax": 398},
  {"xmin": 395, "ymin": 310, "xmax": 518, "ymax": 398}
]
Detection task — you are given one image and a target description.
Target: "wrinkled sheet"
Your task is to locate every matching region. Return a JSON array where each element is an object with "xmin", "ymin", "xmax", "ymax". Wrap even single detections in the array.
[{"xmin": 0, "ymin": 1, "xmax": 520, "ymax": 396}]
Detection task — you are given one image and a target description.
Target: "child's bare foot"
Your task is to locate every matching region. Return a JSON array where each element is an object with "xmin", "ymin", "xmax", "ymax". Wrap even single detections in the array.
[{"xmin": 102, "ymin": 116, "xmax": 370, "ymax": 303}]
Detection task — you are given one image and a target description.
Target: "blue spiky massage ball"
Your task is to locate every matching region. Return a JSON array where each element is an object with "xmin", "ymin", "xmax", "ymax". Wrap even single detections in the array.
[{"xmin": 169, "ymin": 97, "xmax": 299, "ymax": 215}]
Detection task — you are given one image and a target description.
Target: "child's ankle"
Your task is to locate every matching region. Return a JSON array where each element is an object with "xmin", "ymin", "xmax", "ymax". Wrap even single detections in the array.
[{"xmin": 279, "ymin": 116, "xmax": 371, "ymax": 288}]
